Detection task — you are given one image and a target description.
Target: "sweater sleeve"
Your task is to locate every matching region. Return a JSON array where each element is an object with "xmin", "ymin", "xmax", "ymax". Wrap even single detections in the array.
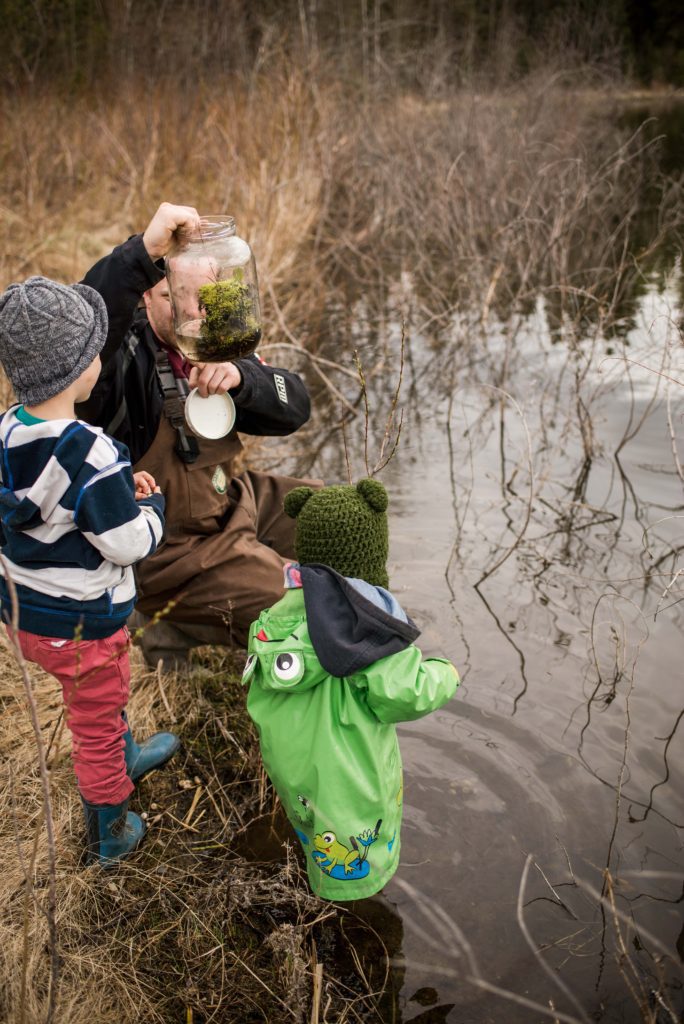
[
  {"xmin": 72, "ymin": 433, "xmax": 165, "ymax": 566},
  {"xmin": 359, "ymin": 646, "xmax": 459, "ymax": 724}
]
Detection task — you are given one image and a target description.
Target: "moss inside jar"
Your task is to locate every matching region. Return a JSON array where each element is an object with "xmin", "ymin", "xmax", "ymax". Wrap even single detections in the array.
[{"xmin": 195, "ymin": 270, "xmax": 262, "ymax": 361}]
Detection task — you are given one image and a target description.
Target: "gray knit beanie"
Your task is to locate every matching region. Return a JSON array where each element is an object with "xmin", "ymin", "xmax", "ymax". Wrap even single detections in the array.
[{"xmin": 0, "ymin": 276, "xmax": 108, "ymax": 405}]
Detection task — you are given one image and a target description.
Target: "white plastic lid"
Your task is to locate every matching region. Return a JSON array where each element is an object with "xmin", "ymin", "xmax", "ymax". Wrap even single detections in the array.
[{"xmin": 184, "ymin": 388, "xmax": 236, "ymax": 439}]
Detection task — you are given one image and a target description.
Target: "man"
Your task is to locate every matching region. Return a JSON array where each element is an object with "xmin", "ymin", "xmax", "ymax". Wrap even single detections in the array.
[{"xmin": 77, "ymin": 202, "xmax": 316, "ymax": 667}]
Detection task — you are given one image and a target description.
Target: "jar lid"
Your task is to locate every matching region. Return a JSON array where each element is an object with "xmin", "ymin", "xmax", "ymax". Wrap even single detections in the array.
[{"xmin": 184, "ymin": 389, "xmax": 236, "ymax": 439}]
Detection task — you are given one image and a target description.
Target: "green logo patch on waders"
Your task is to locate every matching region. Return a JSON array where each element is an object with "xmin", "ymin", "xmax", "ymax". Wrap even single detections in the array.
[{"xmin": 212, "ymin": 466, "xmax": 227, "ymax": 494}]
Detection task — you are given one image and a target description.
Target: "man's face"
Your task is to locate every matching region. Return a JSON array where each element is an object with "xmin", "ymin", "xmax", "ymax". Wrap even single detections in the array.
[{"xmin": 144, "ymin": 279, "xmax": 175, "ymax": 345}]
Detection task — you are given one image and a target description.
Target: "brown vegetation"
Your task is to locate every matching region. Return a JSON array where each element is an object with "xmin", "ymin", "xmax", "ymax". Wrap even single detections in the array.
[{"xmin": 1, "ymin": 43, "xmax": 683, "ymax": 1024}]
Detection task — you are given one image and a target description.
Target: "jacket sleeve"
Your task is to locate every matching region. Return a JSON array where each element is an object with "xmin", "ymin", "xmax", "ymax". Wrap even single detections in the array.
[
  {"xmin": 81, "ymin": 234, "xmax": 164, "ymax": 370},
  {"xmin": 359, "ymin": 646, "xmax": 459, "ymax": 724},
  {"xmin": 73, "ymin": 434, "xmax": 166, "ymax": 567},
  {"xmin": 231, "ymin": 354, "xmax": 311, "ymax": 436}
]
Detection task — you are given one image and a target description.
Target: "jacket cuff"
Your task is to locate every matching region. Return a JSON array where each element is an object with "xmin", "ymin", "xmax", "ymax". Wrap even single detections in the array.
[{"xmin": 230, "ymin": 357, "xmax": 260, "ymax": 406}]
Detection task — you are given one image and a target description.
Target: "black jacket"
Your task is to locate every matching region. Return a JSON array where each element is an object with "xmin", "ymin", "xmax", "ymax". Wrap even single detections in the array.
[{"xmin": 76, "ymin": 235, "xmax": 311, "ymax": 464}]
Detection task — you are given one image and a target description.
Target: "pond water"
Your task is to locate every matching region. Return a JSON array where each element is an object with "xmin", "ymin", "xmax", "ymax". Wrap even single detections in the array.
[{"xmin": 252, "ymin": 103, "xmax": 684, "ymax": 1022}]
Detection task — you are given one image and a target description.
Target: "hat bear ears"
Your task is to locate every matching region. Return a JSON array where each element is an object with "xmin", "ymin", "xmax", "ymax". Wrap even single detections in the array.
[{"xmin": 284, "ymin": 478, "xmax": 388, "ymax": 518}]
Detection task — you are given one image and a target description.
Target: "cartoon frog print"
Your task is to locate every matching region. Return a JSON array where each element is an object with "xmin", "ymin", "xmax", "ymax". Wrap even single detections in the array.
[
  {"xmin": 311, "ymin": 820, "xmax": 382, "ymax": 880},
  {"xmin": 313, "ymin": 831, "xmax": 358, "ymax": 875}
]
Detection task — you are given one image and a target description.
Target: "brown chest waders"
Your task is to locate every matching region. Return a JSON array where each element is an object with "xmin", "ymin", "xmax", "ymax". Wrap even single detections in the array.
[{"xmin": 133, "ymin": 351, "xmax": 316, "ymax": 646}]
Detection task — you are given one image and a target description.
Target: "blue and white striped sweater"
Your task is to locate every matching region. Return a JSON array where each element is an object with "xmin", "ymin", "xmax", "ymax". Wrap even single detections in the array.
[{"xmin": 0, "ymin": 405, "xmax": 165, "ymax": 639}]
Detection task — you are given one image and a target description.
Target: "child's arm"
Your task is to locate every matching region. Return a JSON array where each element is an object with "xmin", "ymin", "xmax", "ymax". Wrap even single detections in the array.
[
  {"xmin": 360, "ymin": 645, "xmax": 459, "ymax": 724},
  {"xmin": 72, "ymin": 433, "xmax": 165, "ymax": 567}
]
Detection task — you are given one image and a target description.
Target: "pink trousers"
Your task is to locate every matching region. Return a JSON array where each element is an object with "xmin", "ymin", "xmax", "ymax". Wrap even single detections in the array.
[{"xmin": 13, "ymin": 626, "xmax": 134, "ymax": 805}]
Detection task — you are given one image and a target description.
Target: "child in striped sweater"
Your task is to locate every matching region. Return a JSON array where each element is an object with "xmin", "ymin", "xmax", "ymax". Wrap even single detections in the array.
[{"xmin": 0, "ymin": 275, "xmax": 178, "ymax": 865}]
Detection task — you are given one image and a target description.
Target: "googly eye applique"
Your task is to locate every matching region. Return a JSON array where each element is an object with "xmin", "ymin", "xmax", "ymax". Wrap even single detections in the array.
[
  {"xmin": 272, "ymin": 651, "xmax": 304, "ymax": 684},
  {"xmin": 242, "ymin": 653, "xmax": 258, "ymax": 683}
]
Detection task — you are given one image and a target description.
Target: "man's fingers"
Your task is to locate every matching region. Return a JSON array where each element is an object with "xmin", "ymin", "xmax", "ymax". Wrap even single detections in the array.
[
  {"xmin": 173, "ymin": 205, "xmax": 202, "ymax": 234},
  {"xmin": 143, "ymin": 202, "xmax": 201, "ymax": 259},
  {"xmin": 199, "ymin": 365, "xmax": 227, "ymax": 394},
  {"xmin": 193, "ymin": 364, "xmax": 226, "ymax": 396},
  {"xmin": 187, "ymin": 361, "xmax": 241, "ymax": 396}
]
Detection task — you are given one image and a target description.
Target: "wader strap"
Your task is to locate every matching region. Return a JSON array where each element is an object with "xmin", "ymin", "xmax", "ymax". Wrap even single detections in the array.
[
  {"xmin": 154, "ymin": 350, "xmax": 199, "ymax": 465},
  {"xmin": 105, "ymin": 329, "xmax": 141, "ymax": 438}
]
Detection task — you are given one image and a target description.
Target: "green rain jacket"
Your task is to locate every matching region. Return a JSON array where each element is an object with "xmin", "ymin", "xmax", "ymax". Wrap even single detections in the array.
[{"xmin": 244, "ymin": 564, "xmax": 459, "ymax": 901}]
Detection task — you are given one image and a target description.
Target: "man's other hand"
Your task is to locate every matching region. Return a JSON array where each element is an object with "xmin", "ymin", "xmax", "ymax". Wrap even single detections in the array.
[{"xmin": 188, "ymin": 362, "xmax": 242, "ymax": 397}]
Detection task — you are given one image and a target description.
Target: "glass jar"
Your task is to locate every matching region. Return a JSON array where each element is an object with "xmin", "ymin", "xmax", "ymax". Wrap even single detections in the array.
[{"xmin": 164, "ymin": 215, "xmax": 262, "ymax": 363}]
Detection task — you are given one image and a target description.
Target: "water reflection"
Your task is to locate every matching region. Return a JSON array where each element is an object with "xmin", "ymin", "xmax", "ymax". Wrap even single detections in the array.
[
  {"xmin": 287, "ymin": 286, "xmax": 683, "ymax": 1019},
  {"xmin": 251, "ymin": 106, "xmax": 684, "ymax": 1021}
]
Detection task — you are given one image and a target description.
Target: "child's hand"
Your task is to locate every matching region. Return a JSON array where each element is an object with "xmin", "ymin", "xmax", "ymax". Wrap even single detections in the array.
[{"xmin": 134, "ymin": 470, "xmax": 159, "ymax": 500}]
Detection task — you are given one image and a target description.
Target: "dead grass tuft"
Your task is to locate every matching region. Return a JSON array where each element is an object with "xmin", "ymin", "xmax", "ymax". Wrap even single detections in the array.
[{"xmin": 1, "ymin": 637, "xmax": 374, "ymax": 1022}]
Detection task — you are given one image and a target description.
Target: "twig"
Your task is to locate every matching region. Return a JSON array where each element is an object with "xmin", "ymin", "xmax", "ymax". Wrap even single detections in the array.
[
  {"xmin": 266, "ymin": 280, "xmax": 358, "ymax": 414},
  {"xmin": 599, "ymin": 355, "xmax": 684, "ymax": 390},
  {"xmin": 517, "ymin": 856, "xmax": 591, "ymax": 1023},
  {"xmin": 533, "ymin": 860, "xmax": 579, "ymax": 920},
  {"xmin": 481, "ymin": 261, "xmax": 504, "ymax": 327},
  {"xmin": 601, "ymin": 871, "xmax": 649, "ymax": 1014},
  {"xmin": 576, "ymin": 874, "xmax": 675, "ymax": 961},
  {"xmin": 665, "ymin": 381, "xmax": 684, "ymax": 487},
  {"xmin": 260, "ymin": 340, "xmax": 359, "ymax": 379},
  {"xmin": 200, "ymin": 780, "xmax": 229, "ymax": 829},
  {"xmin": 465, "ymin": 384, "xmax": 534, "ymax": 587},
  {"xmin": 183, "ymin": 785, "xmax": 203, "ymax": 827},
  {"xmin": 1, "ymin": 554, "xmax": 60, "ymax": 1023},
  {"xmin": 163, "ymin": 809, "xmax": 202, "ymax": 834},
  {"xmin": 373, "ymin": 321, "xmax": 406, "ymax": 474},
  {"xmin": 341, "ymin": 418, "xmax": 353, "ymax": 485},
  {"xmin": 12, "ymin": 768, "xmax": 44, "ymax": 1024},
  {"xmin": 156, "ymin": 661, "xmax": 177, "ymax": 723},
  {"xmin": 392, "ymin": 875, "xmax": 585, "ymax": 1024},
  {"xmin": 310, "ymin": 943, "xmax": 323, "ymax": 1024},
  {"xmin": 353, "ymin": 349, "xmax": 371, "ymax": 478}
]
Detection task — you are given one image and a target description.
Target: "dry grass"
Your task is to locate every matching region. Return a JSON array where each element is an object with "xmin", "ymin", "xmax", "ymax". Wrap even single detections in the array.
[
  {"xmin": 0, "ymin": 70, "xmax": 326, "ymax": 310},
  {"xmin": 2, "ymin": 66, "xmax": 679, "ymax": 342},
  {"xmin": 1, "ymin": 637, "xmax": 366, "ymax": 1023}
]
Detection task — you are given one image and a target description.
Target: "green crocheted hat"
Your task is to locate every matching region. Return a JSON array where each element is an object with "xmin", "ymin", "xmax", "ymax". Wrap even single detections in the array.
[{"xmin": 284, "ymin": 479, "xmax": 389, "ymax": 588}]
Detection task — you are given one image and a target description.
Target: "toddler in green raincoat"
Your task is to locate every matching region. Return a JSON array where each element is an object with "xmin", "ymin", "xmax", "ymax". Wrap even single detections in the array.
[{"xmin": 243, "ymin": 478, "xmax": 459, "ymax": 901}]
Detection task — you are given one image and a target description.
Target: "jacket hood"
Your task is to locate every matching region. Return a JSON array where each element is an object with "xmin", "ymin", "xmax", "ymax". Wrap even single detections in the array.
[
  {"xmin": 244, "ymin": 567, "xmax": 420, "ymax": 690},
  {"xmin": 302, "ymin": 563, "xmax": 419, "ymax": 677},
  {"xmin": 0, "ymin": 409, "xmax": 85, "ymax": 531}
]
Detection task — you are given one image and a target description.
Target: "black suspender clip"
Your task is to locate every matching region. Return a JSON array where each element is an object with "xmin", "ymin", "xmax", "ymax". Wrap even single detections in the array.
[{"xmin": 155, "ymin": 350, "xmax": 199, "ymax": 464}]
